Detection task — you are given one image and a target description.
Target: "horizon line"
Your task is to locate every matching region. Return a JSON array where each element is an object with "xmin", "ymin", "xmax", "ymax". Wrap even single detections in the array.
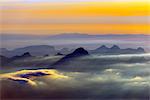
[{"xmin": 1, "ymin": 33, "xmax": 150, "ymax": 36}]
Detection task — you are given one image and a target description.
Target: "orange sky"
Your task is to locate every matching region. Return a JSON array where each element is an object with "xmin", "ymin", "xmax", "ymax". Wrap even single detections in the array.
[{"xmin": 0, "ymin": 1, "xmax": 150, "ymax": 35}]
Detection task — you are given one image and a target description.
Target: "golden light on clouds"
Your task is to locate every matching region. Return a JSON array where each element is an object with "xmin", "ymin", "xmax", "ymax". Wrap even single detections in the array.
[{"xmin": 0, "ymin": 69, "xmax": 68, "ymax": 86}]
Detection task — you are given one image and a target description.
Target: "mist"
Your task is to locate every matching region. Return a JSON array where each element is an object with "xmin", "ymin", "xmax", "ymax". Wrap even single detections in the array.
[{"xmin": 0, "ymin": 53, "xmax": 150, "ymax": 99}]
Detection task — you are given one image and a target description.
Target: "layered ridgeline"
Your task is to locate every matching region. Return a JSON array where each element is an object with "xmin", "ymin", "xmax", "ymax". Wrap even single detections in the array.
[
  {"xmin": 0, "ymin": 52, "xmax": 33, "ymax": 66},
  {"xmin": 0, "ymin": 45, "xmax": 145, "ymax": 57},
  {"xmin": 52, "ymin": 47, "xmax": 148, "ymax": 71},
  {"xmin": 0, "ymin": 45, "xmax": 56, "ymax": 57},
  {"xmin": 0, "ymin": 47, "xmax": 149, "ymax": 71},
  {"xmin": 90, "ymin": 45, "xmax": 145, "ymax": 54}
]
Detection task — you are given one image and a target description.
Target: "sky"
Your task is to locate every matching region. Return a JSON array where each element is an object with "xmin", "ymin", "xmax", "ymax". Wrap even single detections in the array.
[{"xmin": 0, "ymin": 0, "xmax": 150, "ymax": 35}]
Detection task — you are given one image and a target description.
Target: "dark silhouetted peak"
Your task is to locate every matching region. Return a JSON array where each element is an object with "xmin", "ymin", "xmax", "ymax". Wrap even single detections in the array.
[
  {"xmin": 55, "ymin": 52, "xmax": 64, "ymax": 56},
  {"xmin": 60, "ymin": 47, "xmax": 89, "ymax": 59},
  {"xmin": 110, "ymin": 45, "xmax": 120, "ymax": 50},
  {"xmin": 22, "ymin": 52, "xmax": 32, "ymax": 57},
  {"xmin": 137, "ymin": 47, "xmax": 145, "ymax": 52},
  {"xmin": 53, "ymin": 47, "xmax": 89, "ymax": 65},
  {"xmin": 72, "ymin": 47, "xmax": 89, "ymax": 56},
  {"xmin": 100, "ymin": 45, "xmax": 107, "ymax": 48}
]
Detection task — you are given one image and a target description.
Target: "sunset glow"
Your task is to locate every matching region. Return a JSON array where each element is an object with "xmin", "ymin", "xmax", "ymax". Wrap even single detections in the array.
[{"xmin": 0, "ymin": 0, "xmax": 150, "ymax": 35}]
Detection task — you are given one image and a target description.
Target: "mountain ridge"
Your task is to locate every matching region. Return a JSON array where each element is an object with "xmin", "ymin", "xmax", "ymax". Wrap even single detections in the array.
[
  {"xmin": 0, "ymin": 45, "xmax": 57, "ymax": 57},
  {"xmin": 91, "ymin": 45, "xmax": 145, "ymax": 54}
]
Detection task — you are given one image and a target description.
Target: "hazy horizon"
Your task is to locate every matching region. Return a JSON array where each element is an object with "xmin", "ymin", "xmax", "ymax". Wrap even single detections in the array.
[{"xmin": 1, "ymin": 33, "xmax": 150, "ymax": 52}]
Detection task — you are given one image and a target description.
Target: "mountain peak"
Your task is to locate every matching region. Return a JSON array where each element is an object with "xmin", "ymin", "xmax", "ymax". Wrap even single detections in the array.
[
  {"xmin": 72, "ymin": 47, "xmax": 89, "ymax": 56},
  {"xmin": 22, "ymin": 52, "xmax": 32, "ymax": 57},
  {"xmin": 137, "ymin": 47, "xmax": 144, "ymax": 50},
  {"xmin": 95, "ymin": 45, "xmax": 108, "ymax": 51},
  {"xmin": 100, "ymin": 45, "xmax": 108, "ymax": 49},
  {"xmin": 137, "ymin": 47, "xmax": 145, "ymax": 52},
  {"xmin": 110, "ymin": 45, "xmax": 120, "ymax": 50},
  {"xmin": 53, "ymin": 47, "xmax": 89, "ymax": 65}
]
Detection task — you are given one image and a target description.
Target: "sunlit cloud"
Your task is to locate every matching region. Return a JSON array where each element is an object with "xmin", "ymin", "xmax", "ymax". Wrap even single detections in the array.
[{"xmin": 0, "ymin": 69, "xmax": 69, "ymax": 86}]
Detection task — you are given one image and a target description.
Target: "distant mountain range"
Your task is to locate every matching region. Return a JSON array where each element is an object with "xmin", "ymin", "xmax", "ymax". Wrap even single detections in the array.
[
  {"xmin": 46, "ymin": 33, "xmax": 150, "ymax": 40},
  {"xmin": 2, "ymin": 33, "xmax": 149, "ymax": 40},
  {"xmin": 0, "ymin": 45, "xmax": 56, "ymax": 57},
  {"xmin": 1, "ymin": 33, "xmax": 150, "ymax": 52},
  {"xmin": 0, "ymin": 47, "xmax": 148, "ymax": 68},
  {"xmin": 90, "ymin": 45, "xmax": 145, "ymax": 54},
  {"xmin": 0, "ymin": 52, "xmax": 32, "ymax": 66},
  {"xmin": 52, "ymin": 47, "xmax": 148, "ymax": 70},
  {"xmin": 0, "ymin": 44, "xmax": 145, "ymax": 57}
]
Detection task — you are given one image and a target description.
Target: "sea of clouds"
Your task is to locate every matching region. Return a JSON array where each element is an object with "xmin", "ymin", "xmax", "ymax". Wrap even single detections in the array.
[{"xmin": 0, "ymin": 53, "xmax": 150, "ymax": 99}]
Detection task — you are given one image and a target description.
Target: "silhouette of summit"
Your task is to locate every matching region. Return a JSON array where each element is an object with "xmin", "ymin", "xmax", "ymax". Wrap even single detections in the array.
[
  {"xmin": 55, "ymin": 52, "xmax": 64, "ymax": 56},
  {"xmin": 70, "ymin": 47, "xmax": 89, "ymax": 57},
  {"xmin": 21, "ymin": 52, "xmax": 32, "ymax": 57},
  {"xmin": 53, "ymin": 47, "xmax": 89, "ymax": 65},
  {"xmin": 110, "ymin": 45, "xmax": 120, "ymax": 50},
  {"xmin": 137, "ymin": 47, "xmax": 145, "ymax": 52}
]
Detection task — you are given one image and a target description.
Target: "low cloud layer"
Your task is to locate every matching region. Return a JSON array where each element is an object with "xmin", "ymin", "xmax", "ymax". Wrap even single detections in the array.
[{"xmin": 0, "ymin": 53, "xmax": 150, "ymax": 99}]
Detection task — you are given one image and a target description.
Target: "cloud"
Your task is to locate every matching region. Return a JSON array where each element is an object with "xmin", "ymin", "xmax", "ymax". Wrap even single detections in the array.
[
  {"xmin": 0, "ymin": 53, "xmax": 150, "ymax": 99},
  {"xmin": 0, "ymin": 69, "xmax": 69, "ymax": 86},
  {"xmin": 1, "ymin": 66, "xmax": 149, "ymax": 99}
]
